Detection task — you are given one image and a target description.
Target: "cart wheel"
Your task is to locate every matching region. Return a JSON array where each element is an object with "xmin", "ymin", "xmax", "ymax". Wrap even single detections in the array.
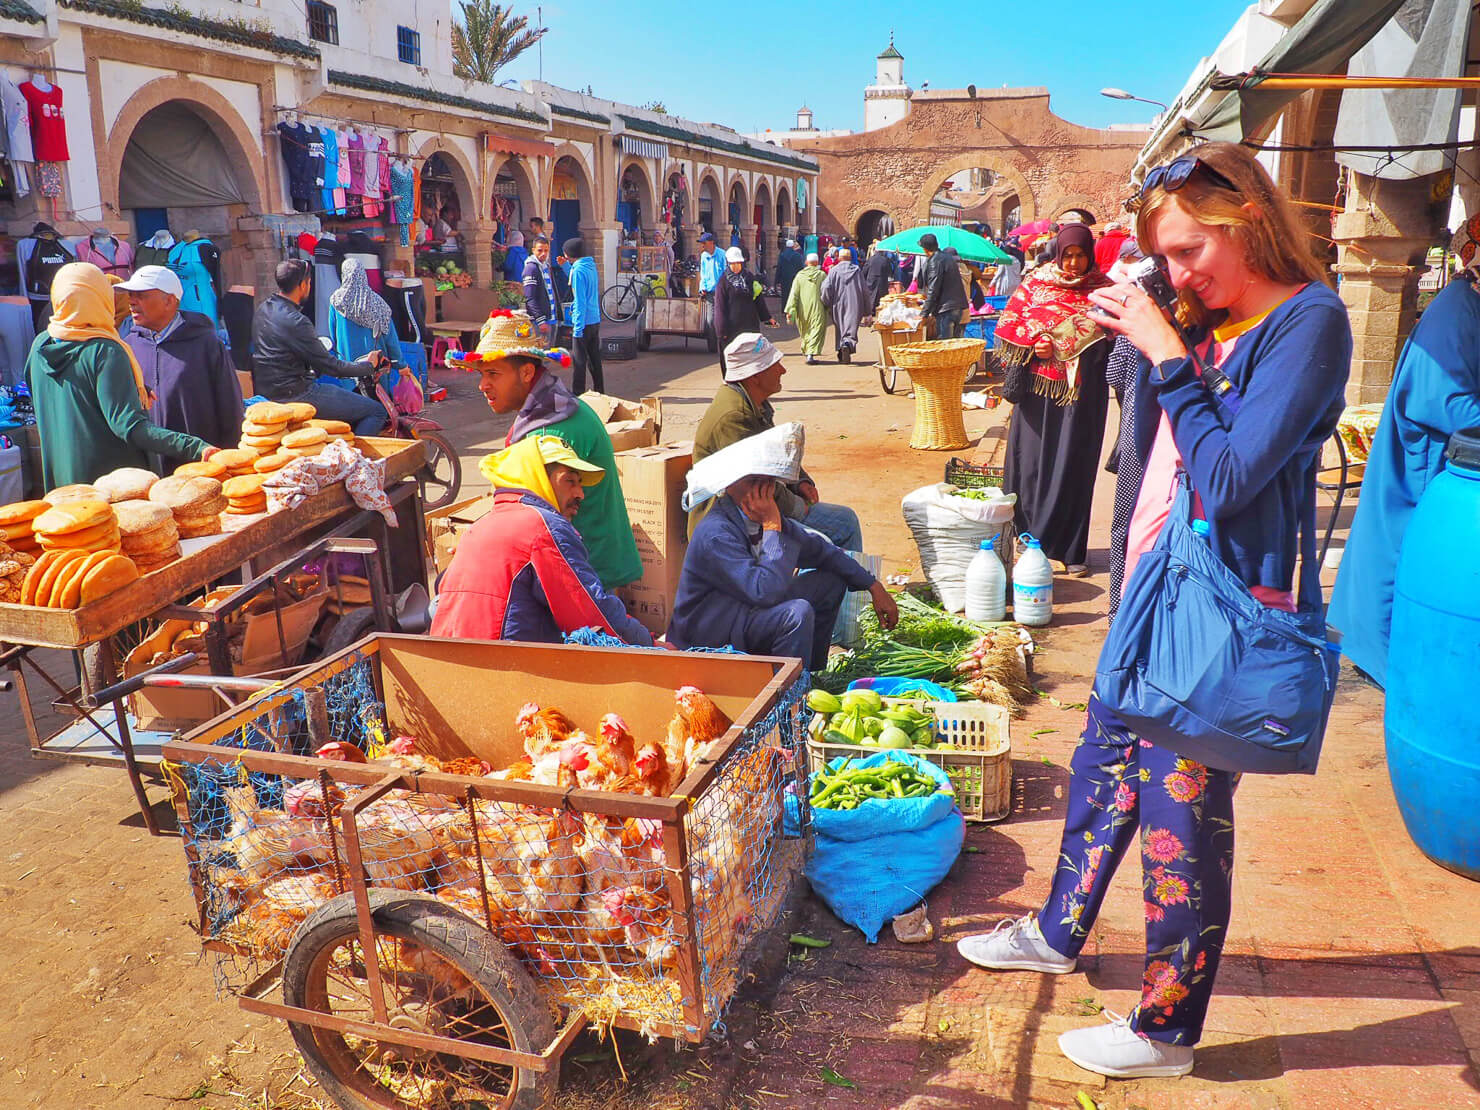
[
  {"xmin": 412, "ymin": 429, "xmax": 462, "ymax": 510},
  {"xmin": 320, "ymin": 606, "xmax": 379, "ymax": 658},
  {"xmin": 879, "ymin": 365, "xmax": 901, "ymax": 395},
  {"xmin": 283, "ymin": 891, "xmax": 557, "ymax": 1110}
]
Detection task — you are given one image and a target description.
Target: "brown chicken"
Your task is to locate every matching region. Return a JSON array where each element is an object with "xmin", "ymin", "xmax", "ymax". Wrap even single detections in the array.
[
  {"xmin": 516, "ymin": 703, "xmax": 578, "ymax": 760},
  {"xmin": 664, "ymin": 687, "xmax": 734, "ymax": 776},
  {"xmin": 632, "ymin": 739, "xmax": 676, "ymax": 796},
  {"xmin": 595, "ymin": 713, "xmax": 637, "ymax": 781}
]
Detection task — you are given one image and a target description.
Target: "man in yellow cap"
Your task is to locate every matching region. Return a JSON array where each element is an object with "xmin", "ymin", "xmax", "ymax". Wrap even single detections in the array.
[
  {"xmin": 448, "ymin": 309, "xmax": 641, "ymax": 590},
  {"xmin": 430, "ymin": 434, "xmax": 654, "ymax": 645}
]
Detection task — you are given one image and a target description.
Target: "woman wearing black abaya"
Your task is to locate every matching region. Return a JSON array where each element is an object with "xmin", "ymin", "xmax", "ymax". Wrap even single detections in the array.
[{"xmin": 997, "ymin": 224, "xmax": 1111, "ymax": 575}]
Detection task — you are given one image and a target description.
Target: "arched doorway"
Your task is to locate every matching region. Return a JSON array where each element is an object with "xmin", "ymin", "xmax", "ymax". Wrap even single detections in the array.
[
  {"xmin": 753, "ymin": 179, "xmax": 773, "ymax": 274},
  {"xmin": 661, "ymin": 167, "xmax": 692, "ymax": 254},
  {"xmin": 915, "ymin": 157, "xmax": 1036, "ymax": 229},
  {"xmin": 776, "ymin": 182, "xmax": 792, "ymax": 233},
  {"xmin": 855, "ymin": 209, "xmax": 895, "ymax": 250},
  {"xmin": 727, "ymin": 179, "xmax": 748, "ymax": 248},
  {"xmin": 116, "ymin": 99, "xmax": 258, "ymax": 295},
  {"xmin": 1000, "ymin": 194, "xmax": 1022, "ymax": 234},
  {"xmin": 617, "ymin": 159, "xmax": 654, "ymax": 238},
  {"xmin": 550, "ymin": 152, "xmax": 594, "ymax": 255},
  {"xmin": 698, "ymin": 172, "xmax": 722, "ymax": 236},
  {"xmin": 490, "ymin": 154, "xmax": 537, "ymax": 238}
]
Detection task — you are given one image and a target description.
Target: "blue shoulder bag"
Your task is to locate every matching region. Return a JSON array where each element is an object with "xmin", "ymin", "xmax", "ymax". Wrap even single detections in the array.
[{"xmin": 1091, "ymin": 373, "xmax": 1341, "ymax": 775}]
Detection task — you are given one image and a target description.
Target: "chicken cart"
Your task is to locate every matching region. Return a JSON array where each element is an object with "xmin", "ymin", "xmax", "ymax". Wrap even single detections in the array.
[
  {"xmin": 0, "ymin": 438, "xmax": 427, "ymax": 833},
  {"xmin": 163, "ymin": 634, "xmax": 808, "ymax": 1109}
]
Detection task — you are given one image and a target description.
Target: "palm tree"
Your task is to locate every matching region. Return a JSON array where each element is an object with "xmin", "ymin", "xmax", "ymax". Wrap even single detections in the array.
[{"xmin": 451, "ymin": 1, "xmax": 547, "ymax": 84}]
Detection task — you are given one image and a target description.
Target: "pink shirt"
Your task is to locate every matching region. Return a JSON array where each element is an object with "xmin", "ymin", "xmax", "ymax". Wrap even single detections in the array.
[{"xmin": 1122, "ymin": 308, "xmax": 1297, "ymax": 613}]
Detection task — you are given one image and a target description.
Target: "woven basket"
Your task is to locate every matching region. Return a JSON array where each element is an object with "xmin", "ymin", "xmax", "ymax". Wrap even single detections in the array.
[
  {"xmin": 908, "ymin": 362, "xmax": 971, "ymax": 450},
  {"xmin": 891, "ymin": 337, "xmax": 986, "ymax": 372}
]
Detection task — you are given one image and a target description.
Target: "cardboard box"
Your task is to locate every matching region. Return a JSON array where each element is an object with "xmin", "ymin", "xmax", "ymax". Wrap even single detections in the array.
[
  {"xmin": 424, "ymin": 494, "xmax": 497, "ymax": 573},
  {"xmin": 579, "ymin": 391, "xmax": 663, "ymax": 452},
  {"xmin": 613, "ymin": 441, "xmax": 692, "ymax": 637}
]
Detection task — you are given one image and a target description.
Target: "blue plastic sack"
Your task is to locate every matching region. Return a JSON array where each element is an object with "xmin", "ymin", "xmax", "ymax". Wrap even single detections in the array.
[
  {"xmin": 785, "ymin": 751, "xmax": 965, "ymax": 941},
  {"xmin": 847, "ymin": 677, "xmax": 958, "ymax": 702}
]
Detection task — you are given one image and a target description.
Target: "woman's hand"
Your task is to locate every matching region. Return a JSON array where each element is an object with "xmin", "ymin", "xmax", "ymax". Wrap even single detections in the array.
[
  {"xmin": 1033, "ymin": 335, "xmax": 1054, "ymax": 359},
  {"xmin": 1087, "ymin": 284, "xmax": 1188, "ymax": 365}
]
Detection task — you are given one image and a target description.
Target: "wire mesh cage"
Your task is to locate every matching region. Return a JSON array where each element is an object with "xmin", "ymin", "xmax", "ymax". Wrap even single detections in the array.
[{"xmin": 164, "ymin": 636, "xmax": 808, "ymax": 1058}]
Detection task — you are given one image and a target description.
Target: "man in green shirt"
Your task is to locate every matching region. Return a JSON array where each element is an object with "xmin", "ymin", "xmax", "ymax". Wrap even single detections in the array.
[{"xmin": 452, "ymin": 310, "xmax": 642, "ymax": 589}]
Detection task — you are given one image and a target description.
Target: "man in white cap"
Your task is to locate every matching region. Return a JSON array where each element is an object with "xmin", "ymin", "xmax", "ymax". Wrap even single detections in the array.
[
  {"xmin": 688, "ymin": 332, "xmax": 863, "ymax": 554},
  {"xmin": 714, "ymin": 245, "xmax": 775, "ymax": 379},
  {"xmin": 120, "ymin": 264, "xmax": 244, "ymax": 452},
  {"xmin": 669, "ymin": 423, "xmax": 896, "ymax": 668}
]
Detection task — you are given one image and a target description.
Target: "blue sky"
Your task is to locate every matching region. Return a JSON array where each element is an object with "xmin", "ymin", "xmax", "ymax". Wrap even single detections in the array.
[{"xmin": 493, "ymin": 0, "xmax": 1255, "ymax": 132}]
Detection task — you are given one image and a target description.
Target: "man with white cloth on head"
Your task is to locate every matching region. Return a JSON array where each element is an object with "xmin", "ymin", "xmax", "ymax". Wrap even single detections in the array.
[{"xmin": 668, "ymin": 423, "xmax": 898, "ymax": 670}]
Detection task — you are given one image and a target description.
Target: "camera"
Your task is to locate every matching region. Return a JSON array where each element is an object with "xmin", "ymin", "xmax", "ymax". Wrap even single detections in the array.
[{"xmin": 1127, "ymin": 256, "xmax": 1178, "ymax": 314}]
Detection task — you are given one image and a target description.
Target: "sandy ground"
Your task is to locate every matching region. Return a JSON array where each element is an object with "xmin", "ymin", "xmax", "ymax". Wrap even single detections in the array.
[{"xmin": 0, "ymin": 323, "xmax": 1475, "ymax": 1109}]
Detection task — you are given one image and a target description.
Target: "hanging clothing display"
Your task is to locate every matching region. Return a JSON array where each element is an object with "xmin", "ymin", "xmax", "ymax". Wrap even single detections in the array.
[
  {"xmin": 166, "ymin": 235, "xmax": 222, "ymax": 325},
  {"xmin": 19, "ymin": 78, "xmax": 67, "ymax": 162},
  {"xmin": 76, "ymin": 232, "xmax": 135, "ymax": 278},
  {"xmin": 312, "ymin": 234, "xmax": 346, "ymax": 336},
  {"xmin": 320, "ymin": 126, "xmax": 342, "ymax": 216},
  {"xmin": 390, "ymin": 160, "xmax": 415, "ymax": 246},
  {"xmin": 135, "ymin": 229, "xmax": 175, "ymax": 269},
  {"xmin": 33, "ymin": 162, "xmax": 60, "ymax": 198},
  {"xmin": 343, "ymin": 231, "xmax": 384, "ymax": 293},
  {"xmin": 387, "ymin": 279, "xmax": 428, "ymax": 387},
  {"xmin": 276, "ymin": 120, "xmax": 315, "ymax": 213},
  {"xmin": 19, "ymin": 223, "xmax": 73, "ymax": 326},
  {"xmin": 0, "ymin": 72, "xmax": 32, "ymax": 199},
  {"xmin": 362, "ymin": 134, "xmax": 382, "ymax": 219},
  {"xmin": 220, "ymin": 288, "xmax": 255, "ymax": 373}
]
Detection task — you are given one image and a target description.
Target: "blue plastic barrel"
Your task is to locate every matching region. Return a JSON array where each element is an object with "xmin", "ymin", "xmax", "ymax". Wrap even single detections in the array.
[{"xmin": 1385, "ymin": 427, "xmax": 1480, "ymax": 879}]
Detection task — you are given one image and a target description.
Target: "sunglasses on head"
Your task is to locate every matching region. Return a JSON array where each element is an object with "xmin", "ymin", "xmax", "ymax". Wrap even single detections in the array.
[{"xmin": 1135, "ymin": 156, "xmax": 1239, "ymax": 204}]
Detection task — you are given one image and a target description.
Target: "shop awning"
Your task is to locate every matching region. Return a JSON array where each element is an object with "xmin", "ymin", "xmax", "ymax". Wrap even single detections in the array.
[
  {"xmin": 485, "ymin": 133, "xmax": 555, "ymax": 159},
  {"xmin": 620, "ymin": 135, "xmax": 668, "ymax": 160},
  {"xmin": 1198, "ymin": 0, "xmax": 1411, "ymax": 140}
]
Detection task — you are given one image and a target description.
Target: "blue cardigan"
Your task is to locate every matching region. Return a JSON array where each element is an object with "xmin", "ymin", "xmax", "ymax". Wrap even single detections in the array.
[{"xmin": 1131, "ymin": 282, "xmax": 1351, "ymax": 609}]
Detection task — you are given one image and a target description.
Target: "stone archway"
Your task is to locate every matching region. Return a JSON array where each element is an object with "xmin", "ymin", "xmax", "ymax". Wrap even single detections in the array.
[
  {"xmin": 549, "ymin": 145, "xmax": 596, "ymax": 254},
  {"xmin": 726, "ymin": 174, "xmax": 750, "ymax": 242},
  {"xmin": 488, "ymin": 153, "xmax": 538, "ymax": 230},
  {"xmin": 697, "ymin": 169, "xmax": 723, "ymax": 233},
  {"xmin": 914, "ymin": 153, "xmax": 1036, "ymax": 228},
  {"xmin": 776, "ymin": 181, "xmax": 792, "ymax": 229},
  {"xmin": 1047, "ymin": 192, "xmax": 1106, "ymax": 226},
  {"xmin": 854, "ymin": 209, "xmax": 893, "ymax": 249},
  {"xmin": 617, "ymin": 155, "xmax": 657, "ymax": 230},
  {"xmin": 415, "ymin": 135, "xmax": 479, "ymax": 223}
]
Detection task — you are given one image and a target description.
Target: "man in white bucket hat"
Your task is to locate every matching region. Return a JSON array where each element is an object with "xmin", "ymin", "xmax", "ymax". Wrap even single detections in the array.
[
  {"xmin": 688, "ymin": 332, "xmax": 864, "ymax": 557},
  {"xmin": 668, "ymin": 423, "xmax": 897, "ymax": 667}
]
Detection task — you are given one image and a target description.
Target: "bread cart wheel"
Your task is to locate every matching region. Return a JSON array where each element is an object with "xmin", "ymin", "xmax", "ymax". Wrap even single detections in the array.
[
  {"xmin": 879, "ymin": 364, "xmax": 902, "ymax": 395},
  {"xmin": 412, "ymin": 429, "xmax": 463, "ymax": 510},
  {"xmin": 320, "ymin": 606, "xmax": 379, "ymax": 658},
  {"xmin": 283, "ymin": 891, "xmax": 557, "ymax": 1110}
]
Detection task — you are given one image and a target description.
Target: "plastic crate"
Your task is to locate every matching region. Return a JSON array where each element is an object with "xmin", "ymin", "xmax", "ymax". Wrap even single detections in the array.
[{"xmin": 806, "ymin": 699, "xmax": 1012, "ymax": 822}]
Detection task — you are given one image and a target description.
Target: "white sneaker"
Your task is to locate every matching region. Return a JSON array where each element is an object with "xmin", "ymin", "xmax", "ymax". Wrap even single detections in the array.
[
  {"xmin": 1058, "ymin": 1011, "xmax": 1194, "ymax": 1079},
  {"xmin": 956, "ymin": 914, "xmax": 1076, "ymax": 974}
]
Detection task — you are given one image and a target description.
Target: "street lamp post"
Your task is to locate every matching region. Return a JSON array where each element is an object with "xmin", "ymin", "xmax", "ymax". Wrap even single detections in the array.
[{"xmin": 1101, "ymin": 87, "xmax": 1169, "ymax": 111}]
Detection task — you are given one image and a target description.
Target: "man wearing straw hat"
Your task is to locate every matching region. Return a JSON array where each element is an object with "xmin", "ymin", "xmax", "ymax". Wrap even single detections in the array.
[
  {"xmin": 449, "ymin": 310, "xmax": 641, "ymax": 589},
  {"xmin": 669, "ymin": 422, "xmax": 896, "ymax": 668},
  {"xmin": 431, "ymin": 434, "xmax": 653, "ymax": 646},
  {"xmin": 688, "ymin": 332, "xmax": 863, "ymax": 556}
]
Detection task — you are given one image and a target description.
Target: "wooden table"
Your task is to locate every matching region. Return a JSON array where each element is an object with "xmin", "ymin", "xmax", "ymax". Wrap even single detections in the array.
[
  {"xmin": 427, "ymin": 318, "xmax": 488, "ymax": 338},
  {"xmin": 0, "ymin": 437, "xmax": 427, "ymax": 832}
]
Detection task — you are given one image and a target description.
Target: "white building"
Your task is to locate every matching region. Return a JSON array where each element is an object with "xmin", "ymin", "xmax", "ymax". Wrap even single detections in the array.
[{"xmin": 864, "ymin": 36, "xmax": 911, "ymax": 132}]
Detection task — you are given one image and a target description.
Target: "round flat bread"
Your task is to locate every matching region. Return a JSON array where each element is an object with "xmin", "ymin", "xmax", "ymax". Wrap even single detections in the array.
[
  {"xmin": 95, "ymin": 468, "xmax": 158, "ymax": 503},
  {"xmin": 290, "ymin": 444, "xmax": 325, "ymax": 457},
  {"xmin": 241, "ymin": 431, "xmax": 285, "ymax": 449},
  {"xmin": 113, "ymin": 500, "xmax": 173, "ymax": 536},
  {"xmin": 149, "ymin": 476, "xmax": 224, "ymax": 513},
  {"xmin": 44, "ymin": 484, "xmax": 107, "ymax": 506},
  {"xmin": 244, "ymin": 401, "xmax": 294, "ymax": 424},
  {"xmin": 212, "ymin": 448, "xmax": 259, "ymax": 472},
  {"xmin": 282, "ymin": 426, "xmax": 329, "ymax": 449},
  {"xmin": 222, "ymin": 473, "xmax": 268, "ymax": 498},
  {"xmin": 0, "ymin": 500, "xmax": 50, "ymax": 526},
  {"xmin": 79, "ymin": 554, "xmax": 140, "ymax": 604},
  {"xmin": 38, "ymin": 521, "xmax": 121, "ymax": 549},
  {"xmin": 242, "ymin": 420, "xmax": 289, "ymax": 438},
  {"xmin": 282, "ymin": 402, "xmax": 317, "ymax": 422},
  {"xmin": 176, "ymin": 516, "xmax": 222, "ymax": 539},
  {"xmin": 225, "ymin": 501, "xmax": 268, "ymax": 515},
  {"xmin": 121, "ymin": 528, "xmax": 180, "ymax": 556},
  {"xmin": 175, "ymin": 460, "xmax": 228, "ymax": 480},
  {"xmin": 253, "ymin": 452, "xmax": 295, "ymax": 474},
  {"xmin": 307, "ymin": 419, "xmax": 352, "ymax": 435},
  {"xmin": 22, "ymin": 550, "xmax": 70, "ymax": 605},
  {"xmin": 237, "ymin": 440, "xmax": 273, "ymax": 455},
  {"xmin": 33, "ymin": 500, "xmax": 115, "ymax": 537},
  {"xmin": 48, "ymin": 550, "xmax": 104, "ymax": 608},
  {"xmin": 1, "ymin": 521, "xmax": 36, "ymax": 543}
]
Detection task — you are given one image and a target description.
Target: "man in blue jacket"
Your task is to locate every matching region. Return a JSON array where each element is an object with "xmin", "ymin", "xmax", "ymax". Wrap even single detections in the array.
[
  {"xmin": 521, "ymin": 236, "xmax": 571, "ymax": 343},
  {"xmin": 668, "ymin": 425, "xmax": 897, "ymax": 668},
  {"xmin": 565, "ymin": 237, "xmax": 603, "ymax": 393}
]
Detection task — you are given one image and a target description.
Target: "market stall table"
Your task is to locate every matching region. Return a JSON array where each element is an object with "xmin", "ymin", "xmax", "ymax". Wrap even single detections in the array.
[{"xmin": 0, "ymin": 437, "xmax": 427, "ymax": 833}]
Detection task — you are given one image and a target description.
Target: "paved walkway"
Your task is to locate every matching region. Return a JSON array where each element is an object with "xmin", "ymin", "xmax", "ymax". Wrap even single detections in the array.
[{"xmin": 0, "ymin": 327, "xmax": 1475, "ymax": 1109}]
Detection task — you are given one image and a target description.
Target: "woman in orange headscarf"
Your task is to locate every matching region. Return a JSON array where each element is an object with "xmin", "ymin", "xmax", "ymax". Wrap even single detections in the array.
[{"xmin": 26, "ymin": 262, "xmax": 217, "ymax": 487}]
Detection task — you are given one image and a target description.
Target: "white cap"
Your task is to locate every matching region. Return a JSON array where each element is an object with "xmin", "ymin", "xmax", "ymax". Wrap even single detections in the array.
[
  {"xmin": 682, "ymin": 422, "xmax": 805, "ymax": 511},
  {"xmin": 725, "ymin": 246, "xmax": 745, "ymax": 264},
  {"xmin": 723, "ymin": 332, "xmax": 783, "ymax": 382},
  {"xmin": 805, "ymin": 252, "xmax": 819, "ymax": 263},
  {"xmin": 115, "ymin": 265, "xmax": 184, "ymax": 299},
  {"xmin": 786, "ymin": 239, "xmax": 799, "ymax": 248}
]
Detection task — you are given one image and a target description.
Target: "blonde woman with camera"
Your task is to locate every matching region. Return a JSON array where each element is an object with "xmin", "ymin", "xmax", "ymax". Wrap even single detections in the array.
[{"xmin": 957, "ymin": 143, "xmax": 1351, "ymax": 1080}]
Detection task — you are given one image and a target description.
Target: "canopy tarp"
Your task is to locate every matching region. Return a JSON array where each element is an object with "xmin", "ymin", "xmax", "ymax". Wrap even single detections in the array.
[
  {"xmin": 118, "ymin": 102, "xmax": 247, "ymax": 210},
  {"xmin": 873, "ymin": 225, "xmax": 1011, "ymax": 264},
  {"xmin": 1200, "ymin": 0, "xmax": 1412, "ymax": 141}
]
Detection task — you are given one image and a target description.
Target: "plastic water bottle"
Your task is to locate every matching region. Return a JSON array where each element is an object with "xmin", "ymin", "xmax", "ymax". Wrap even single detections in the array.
[
  {"xmin": 964, "ymin": 536, "xmax": 1007, "ymax": 622},
  {"xmin": 1013, "ymin": 533, "xmax": 1053, "ymax": 627}
]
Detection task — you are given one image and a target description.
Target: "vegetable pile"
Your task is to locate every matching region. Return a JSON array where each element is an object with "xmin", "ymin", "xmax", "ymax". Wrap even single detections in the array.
[
  {"xmin": 818, "ymin": 591, "xmax": 1036, "ymax": 712},
  {"xmin": 807, "ymin": 687, "xmax": 942, "ymax": 749},
  {"xmin": 808, "ymin": 757, "xmax": 948, "ymax": 810}
]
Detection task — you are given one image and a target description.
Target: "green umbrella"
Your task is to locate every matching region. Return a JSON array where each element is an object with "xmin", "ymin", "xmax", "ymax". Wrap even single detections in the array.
[{"xmin": 873, "ymin": 225, "xmax": 1013, "ymax": 265}]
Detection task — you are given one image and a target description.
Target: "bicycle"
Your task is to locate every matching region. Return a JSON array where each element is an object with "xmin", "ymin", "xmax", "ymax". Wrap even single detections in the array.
[{"xmin": 600, "ymin": 272, "xmax": 663, "ymax": 323}]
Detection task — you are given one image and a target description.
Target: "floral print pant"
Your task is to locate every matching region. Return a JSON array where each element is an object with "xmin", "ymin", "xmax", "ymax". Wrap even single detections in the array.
[{"xmin": 1037, "ymin": 695, "xmax": 1236, "ymax": 1045}]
